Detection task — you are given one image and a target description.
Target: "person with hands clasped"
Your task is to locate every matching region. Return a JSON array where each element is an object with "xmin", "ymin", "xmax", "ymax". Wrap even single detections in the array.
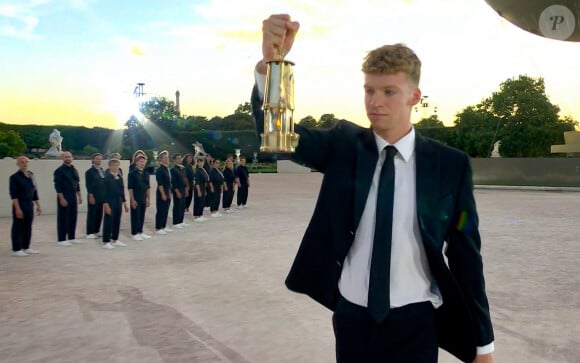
[{"xmin": 102, "ymin": 159, "xmax": 128, "ymax": 249}]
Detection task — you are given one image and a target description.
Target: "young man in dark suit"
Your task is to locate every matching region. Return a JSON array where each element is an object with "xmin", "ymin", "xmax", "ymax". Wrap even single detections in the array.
[{"xmin": 252, "ymin": 14, "xmax": 494, "ymax": 363}]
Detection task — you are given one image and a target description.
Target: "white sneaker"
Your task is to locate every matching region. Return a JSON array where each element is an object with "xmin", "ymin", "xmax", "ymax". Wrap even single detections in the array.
[
  {"xmin": 236, "ymin": 205, "xmax": 243, "ymax": 209},
  {"xmin": 12, "ymin": 250, "xmax": 28, "ymax": 257},
  {"xmin": 164, "ymin": 228, "xmax": 173, "ymax": 233},
  {"xmin": 224, "ymin": 209, "xmax": 233, "ymax": 214},
  {"xmin": 155, "ymin": 229, "xmax": 168, "ymax": 235},
  {"xmin": 211, "ymin": 213, "xmax": 222, "ymax": 218},
  {"xmin": 198, "ymin": 216, "xmax": 208, "ymax": 222},
  {"xmin": 102, "ymin": 242, "xmax": 115, "ymax": 249},
  {"xmin": 23, "ymin": 248, "xmax": 39, "ymax": 254},
  {"xmin": 57, "ymin": 241, "xmax": 72, "ymax": 247},
  {"xmin": 194, "ymin": 218, "xmax": 205, "ymax": 223},
  {"xmin": 69, "ymin": 239, "xmax": 84, "ymax": 244},
  {"xmin": 132, "ymin": 235, "xmax": 144, "ymax": 241},
  {"xmin": 112, "ymin": 241, "xmax": 126, "ymax": 247},
  {"xmin": 140, "ymin": 233, "xmax": 152, "ymax": 239},
  {"xmin": 174, "ymin": 224, "xmax": 185, "ymax": 229},
  {"xmin": 86, "ymin": 234, "xmax": 97, "ymax": 239},
  {"xmin": 181, "ymin": 222, "xmax": 190, "ymax": 226}
]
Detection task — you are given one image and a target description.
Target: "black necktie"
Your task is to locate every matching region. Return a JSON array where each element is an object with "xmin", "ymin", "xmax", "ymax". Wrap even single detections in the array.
[{"xmin": 368, "ymin": 145, "xmax": 397, "ymax": 323}]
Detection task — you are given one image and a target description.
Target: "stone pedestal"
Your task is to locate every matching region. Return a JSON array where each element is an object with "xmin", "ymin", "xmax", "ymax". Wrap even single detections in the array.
[{"xmin": 551, "ymin": 131, "xmax": 580, "ymax": 156}]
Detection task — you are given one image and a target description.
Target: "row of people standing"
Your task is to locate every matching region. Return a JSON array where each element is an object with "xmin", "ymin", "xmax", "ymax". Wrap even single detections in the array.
[
  {"xmin": 8, "ymin": 149, "xmax": 251, "ymax": 255},
  {"xmin": 186, "ymin": 153, "xmax": 250, "ymax": 222}
]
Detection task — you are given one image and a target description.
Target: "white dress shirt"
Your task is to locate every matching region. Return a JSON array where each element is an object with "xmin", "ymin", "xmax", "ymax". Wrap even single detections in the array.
[
  {"xmin": 254, "ymin": 69, "xmax": 493, "ymax": 355},
  {"xmin": 338, "ymin": 128, "xmax": 442, "ymax": 309}
]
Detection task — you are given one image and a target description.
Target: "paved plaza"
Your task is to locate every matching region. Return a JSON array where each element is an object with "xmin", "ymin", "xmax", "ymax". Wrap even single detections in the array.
[{"xmin": 1, "ymin": 173, "xmax": 578, "ymax": 363}]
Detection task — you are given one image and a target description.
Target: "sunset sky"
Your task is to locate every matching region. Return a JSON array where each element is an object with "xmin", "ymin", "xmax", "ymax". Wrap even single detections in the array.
[{"xmin": 1, "ymin": 0, "xmax": 579, "ymax": 130}]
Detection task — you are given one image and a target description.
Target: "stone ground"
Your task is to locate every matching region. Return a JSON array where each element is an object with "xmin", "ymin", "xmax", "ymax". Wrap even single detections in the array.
[{"xmin": 0, "ymin": 173, "xmax": 578, "ymax": 363}]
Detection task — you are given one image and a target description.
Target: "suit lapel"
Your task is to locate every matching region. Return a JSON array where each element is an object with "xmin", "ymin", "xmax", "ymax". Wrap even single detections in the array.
[
  {"xmin": 353, "ymin": 129, "xmax": 378, "ymax": 230},
  {"xmin": 415, "ymin": 133, "xmax": 439, "ymax": 235}
]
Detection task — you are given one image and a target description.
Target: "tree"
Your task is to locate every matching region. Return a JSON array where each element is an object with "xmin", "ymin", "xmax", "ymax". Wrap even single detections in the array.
[
  {"xmin": 318, "ymin": 113, "xmax": 338, "ymax": 129},
  {"xmin": 453, "ymin": 106, "xmax": 500, "ymax": 157},
  {"xmin": 82, "ymin": 145, "xmax": 99, "ymax": 156},
  {"xmin": 415, "ymin": 115, "xmax": 445, "ymax": 128},
  {"xmin": 0, "ymin": 130, "xmax": 27, "ymax": 158},
  {"xmin": 298, "ymin": 115, "xmax": 318, "ymax": 129},
  {"xmin": 235, "ymin": 102, "xmax": 252, "ymax": 115},
  {"xmin": 454, "ymin": 75, "xmax": 576, "ymax": 157},
  {"xmin": 140, "ymin": 97, "xmax": 179, "ymax": 131}
]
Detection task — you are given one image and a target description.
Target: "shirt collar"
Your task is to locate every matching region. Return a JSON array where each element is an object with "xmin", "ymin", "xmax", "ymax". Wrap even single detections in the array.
[{"xmin": 372, "ymin": 127, "xmax": 415, "ymax": 162}]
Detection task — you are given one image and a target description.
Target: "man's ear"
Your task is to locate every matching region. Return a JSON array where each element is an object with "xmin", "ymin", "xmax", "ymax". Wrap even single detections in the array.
[{"xmin": 409, "ymin": 87, "xmax": 422, "ymax": 106}]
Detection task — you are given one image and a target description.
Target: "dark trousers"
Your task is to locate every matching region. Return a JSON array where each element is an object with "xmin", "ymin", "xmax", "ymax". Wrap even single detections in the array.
[
  {"xmin": 11, "ymin": 203, "xmax": 33, "ymax": 251},
  {"xmin": 205, "ymin": 186, "xmax": 211, "ymax": 207},
  {"xmin": 185, "ymin": 183, "xmax": 194, "ymax": 211},
  {"xmin": 86, "ymin": 201, "xmax": 103, "ymax": 235},
  {"xmin": 193, "ymin": 192, "xmax": 206, "ymax": 217},
  {"xmin": 237, "ymin": 185, "xmax": 248, "ymax": 206},
  {"xmin": 332, "ymin": 296, "xmax": 437, "ymax": 363},
  {"xmin": 223, "ymin": 183, "xmax": 234, "ymax": 209},
  {"xmin": 155, "ymin": 191, "xmax": 171, "ymax": 230},
  {"xmin": 57, "ymin": 197, "xmax": 78, "ymax": 241},
  {"xmin": 209, "ymin": 189, "xmax": 222, "ymax": 212},
  {"xmin": 103, "ymin": 202, "xmax": 122, "ymax": 242},
  {"xmin": 172, "ymin": 190, "xmax": 185, "ymax": 225},
  {"xmin": 130, "ymin": 199, "xmax": 147, "ymax": 235}
]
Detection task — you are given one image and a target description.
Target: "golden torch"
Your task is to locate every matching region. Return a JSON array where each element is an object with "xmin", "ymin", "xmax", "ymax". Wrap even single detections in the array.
[{"xmin": 260, "ymin": 59, "xmax": 299, "ymax": 153}]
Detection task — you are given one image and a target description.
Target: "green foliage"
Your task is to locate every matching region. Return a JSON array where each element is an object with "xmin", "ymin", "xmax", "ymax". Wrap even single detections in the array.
[
  {"xmin": 452, "ymin": 106, "xmax": 500, "ymax": 157},
  {"xmin": 235, "ymin": 102, "xmax": 252, "ymax": 114},
  {"xmin": 319, "ymin": 113, "xmax": 339, "ymax": 129},
  {"xmin": 454, "ymin": 75, "xmax": 577, "ymax": 157},
  {"xmin": 81, "ymin": 145, "xmax": 100, "ymax": 156},
  {"xmin": 0, "ymin": 129, "xmax": 27, "ymax": 158},
  {"xmin": 415, "ymin": 115, "xmax": 445, "ymax": 128},
  {"xmin": 139, "ymin": 97, "xmax": 180, "ymax": 132},
  {"xmin": 298, "ymin": 115, "xmax": 318, "ymax": 128}
]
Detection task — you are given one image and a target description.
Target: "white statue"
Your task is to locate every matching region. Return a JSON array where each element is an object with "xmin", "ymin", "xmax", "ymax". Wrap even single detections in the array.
[
  {"xmin": 491, "ymin": 140, "xmax": 501, "ymax": 158},
  {"xmin": 46, "ymin": 129, "xmax": 63, "ymax": 157}
]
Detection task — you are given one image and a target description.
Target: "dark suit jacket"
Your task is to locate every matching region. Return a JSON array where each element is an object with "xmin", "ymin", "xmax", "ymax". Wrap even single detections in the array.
[{"xmin": 252, "ymin": 86, "xmax": 494, "ymax": 362}]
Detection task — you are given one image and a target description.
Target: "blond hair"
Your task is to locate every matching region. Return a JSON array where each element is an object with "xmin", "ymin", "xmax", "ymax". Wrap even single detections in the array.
[{"xmin": 362, "ymin": 44, "xmax": 421, "ymax": 86}]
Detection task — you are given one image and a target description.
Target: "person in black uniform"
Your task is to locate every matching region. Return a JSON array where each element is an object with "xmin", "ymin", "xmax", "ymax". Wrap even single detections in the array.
[
  {"xmin": 209, "ymin": 159, "xmax": 225, "ymax": 218},
  {"xmin": 170, "ymin": 153, "xmax": 189, "ymax": 229},
  {"xmin": 128, "ymin": 155, "xmax": 151, "ymax": 241},
  {"xmin": 193, "ymin": 156, "xmax": 209, "ymax": 222},
  {"xmin": 222, "ymin": 158, "xmax": 236, "ymax": 214},
  {"xmin": 110, "ymin": 152, "xmax": 124, "ymax": 177},
  {"xmin": 203, "ymin": 153, "xmax": 213, "ymax": 209},
  {"xmin": 155, "ymin": 150, "xmax": 172, "ymax": 235},
  {"xmin": 102, "ymin": 159, "xmax": 128, "ymax": 249},
  {"xmin": 129, "ymin": 150, "xmax": 145, "ymax": 173},
  {"xmin": 234, "ymin": 156, "xmax": 250, "ymax": 209},
  {"xmin": 182, "ymin": 154, "xmax": 195, "ymax": 215},
  {"xmin": 9, "ymin": 156, "xmax": 42, "ymax": 257},
  {"xmin": 54, "ymin": 151, "xmax": 83, "ymax": 246},
  {"xmin": 85, "ymin": 153, "xmax": 105, "ymax": 240}
]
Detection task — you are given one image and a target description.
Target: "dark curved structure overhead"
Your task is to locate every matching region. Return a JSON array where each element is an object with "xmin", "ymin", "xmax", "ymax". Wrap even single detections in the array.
[{"xmin": 486, "ymin": 0, "xmax": 580, "ymax": 41}]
